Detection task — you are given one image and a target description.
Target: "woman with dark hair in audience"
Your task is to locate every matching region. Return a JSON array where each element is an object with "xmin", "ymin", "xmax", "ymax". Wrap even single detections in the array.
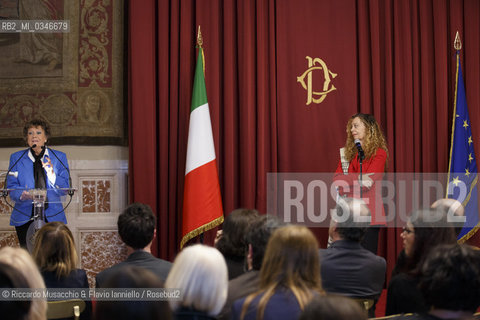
[
  {"xmin": 231, "ymin": 225, "xmax": 324, "ymax": 320},
  {"xmin": 94, "ymin": 265, "xmax": 172, "ymax": 320},
  {"xmin": 385, "ymin": 209, "xmax": 457, "ymax": 316},
  {"xmin": 299, "ymin": 295, "xmax": 367, "ymax": 320},
  {"xmin": 32, "ymin": 222, "xmax": 92, "ymax": 320},
  {"xmin": 215, "ymin": 208, "xmax": 259, "ymax": 280}
]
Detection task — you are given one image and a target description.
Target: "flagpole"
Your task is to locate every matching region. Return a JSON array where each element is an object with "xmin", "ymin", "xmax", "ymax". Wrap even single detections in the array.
[
  {"xmin": 454, "ymin": 30, "xmax": 462, "ymax": 51},
  {"xmin": 446, "ymin": 31, "xmax": 462, "ymax": 194},
  {"xmin": 197, "ymin": 25, "xmax": 205, "ymax": 246}
]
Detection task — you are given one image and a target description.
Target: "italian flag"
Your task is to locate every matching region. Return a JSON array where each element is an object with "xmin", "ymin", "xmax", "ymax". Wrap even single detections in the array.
[{"xmin": 181, "ymin": 47, "xmax": 224, "ymax": 248}]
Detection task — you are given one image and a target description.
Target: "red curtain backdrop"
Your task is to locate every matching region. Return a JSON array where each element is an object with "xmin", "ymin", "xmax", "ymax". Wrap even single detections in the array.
[{"xmin": 128, "ymin": 0, "xmax": 480, "ymax": 279}]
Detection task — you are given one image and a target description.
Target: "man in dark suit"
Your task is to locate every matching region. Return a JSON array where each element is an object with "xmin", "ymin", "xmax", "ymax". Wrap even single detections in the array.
[
  {"xmin": 320, "ymin": 198, "xmax": 386, "ymax": 300},
  {"xmin": 218, "ymin": 215, "xmax": 284, "ymax": 320},
  {"xmin": 96, "ymin": 203, "xmax": 172, "ymax": 287}
]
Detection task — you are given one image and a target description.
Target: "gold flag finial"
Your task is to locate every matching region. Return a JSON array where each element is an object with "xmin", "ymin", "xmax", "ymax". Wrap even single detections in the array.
[
  {"xmin": 197, "ymin": 25, "xmax": 203, "ymax": 48},
  {"xmin": 454, "ymin": 31, "xmax": 462, "ymax": 51}
]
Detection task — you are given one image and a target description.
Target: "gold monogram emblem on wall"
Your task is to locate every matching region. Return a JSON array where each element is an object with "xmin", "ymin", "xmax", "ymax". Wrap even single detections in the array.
[{"xmin": 297, "ymin": 56, "xmax": 337, "ymax": 105}]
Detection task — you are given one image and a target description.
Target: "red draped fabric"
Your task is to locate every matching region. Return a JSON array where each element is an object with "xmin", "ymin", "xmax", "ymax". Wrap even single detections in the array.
[{"xmin": 128, "ymin": 0, "xmax": 480, "ymax": 281}]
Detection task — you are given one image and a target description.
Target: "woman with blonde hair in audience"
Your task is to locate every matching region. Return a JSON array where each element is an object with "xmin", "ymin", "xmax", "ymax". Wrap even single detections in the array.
[
  {"xmin": 0, "ymin": 246, "xmax": 47, "ymax": 320},
  {"xmin": 231, "ymin": 225, "xmax": 324, "ymax": 320},
  {"xmin": 165, "ymin": 244, "xmax": 228, "ymax": 319},
  {"xmin": 32, "ymin": 222, "xmax": 91, "ymax": 319}
]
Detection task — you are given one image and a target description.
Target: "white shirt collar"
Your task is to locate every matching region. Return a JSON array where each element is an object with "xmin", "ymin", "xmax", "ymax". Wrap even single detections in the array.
[{"xmin": 28, "ymin": 147, "xmax": 49, "ymax": 162}]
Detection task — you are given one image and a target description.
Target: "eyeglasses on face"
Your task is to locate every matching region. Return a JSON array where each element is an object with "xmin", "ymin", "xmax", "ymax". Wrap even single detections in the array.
[{"xmin": 402, "ymin": 226, "xmax": 414, "ymax": 234}]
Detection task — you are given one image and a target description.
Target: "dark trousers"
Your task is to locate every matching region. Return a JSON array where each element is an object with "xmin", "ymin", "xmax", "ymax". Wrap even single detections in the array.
[
  {"xmin": 15, "ymin": 220, "xmax": 33, "ymax": 249},
  {"xmin": 361, "ymin": 226, "xmax": 380, "ymax": 255}
]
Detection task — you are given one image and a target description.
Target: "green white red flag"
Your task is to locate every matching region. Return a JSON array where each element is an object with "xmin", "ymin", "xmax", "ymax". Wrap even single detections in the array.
[{"xmin": 181, "ymin": 44, "xmax": 224, "ymax": 248}]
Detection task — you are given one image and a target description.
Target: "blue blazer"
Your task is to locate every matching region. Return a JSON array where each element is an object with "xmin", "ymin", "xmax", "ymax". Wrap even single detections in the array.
[{"xmin": 6, "ymin": 147, "xmax": 70, "ymax": 226}]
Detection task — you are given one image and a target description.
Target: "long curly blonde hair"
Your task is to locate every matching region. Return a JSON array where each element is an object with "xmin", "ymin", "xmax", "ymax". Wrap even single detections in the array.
[{"xmin": 344, "ymin": 113, "xmax": 388, "ymax": 168}]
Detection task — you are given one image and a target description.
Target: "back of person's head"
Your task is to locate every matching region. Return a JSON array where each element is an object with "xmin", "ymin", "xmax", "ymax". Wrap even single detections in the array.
[
  {"xmin": 245, "ymin": 215, "xmax": 284, "ymax": 270},
  {"xmin": 240, "ymin": 225, "xmax": 322, "ymax": 319},
  {"xmin": 0, "ymin": 262, "xmax": 32, "ymax": 320},
  {"xmin": 0, "ymin": 247, "xmax": 47, "ymax": 320},
  {"xmin": 334, "ymin": 198, "xmax": 370, "ymax": 242},
  {"xmin": 215, "ymin": 208, "xmax": 259, "ymax": 258},
  {"xmin": 32, "ymin": 222, "xmax": 78, "ymax": 279},
  {"xmin": 165, "ymin": 244, "xmax": 227, "ymax": 316},
  {"xmin": 407, "ymin": 209, "xmax": 456, "ymax": 273},
  {"xmin": 118, "ymin": 202, "xmax": 156, "ymax": 249},
  {"xmin": 260, "ymin": 225, "xmax": 322, "ymax": 291},
  {"xmin": 419, "ymin": 244, "xmax": 480, "ymax": 313},
  {"xmin": 299, "ymin": 295, "xmax": 367, "ymax": 320},
  {"xmin": 94, "ymin": 266, "xmax": 172, "ymax": 320}
]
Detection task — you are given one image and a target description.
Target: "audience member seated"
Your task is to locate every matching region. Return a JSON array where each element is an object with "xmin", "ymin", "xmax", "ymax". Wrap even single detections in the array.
[
  {"xmin": 165, "ymin": 244, "xmax": 228, "ymax": 320},
  {"xmin": 420, "ymin": 244, "xmax": 480, "ymax": 319},
  {"xmin": 385, "ymin": 244, "xmax": 480, "ymax": 320},
  {"xmin": 218, "ymin": 215, "xmax": 284, "ymax": 320},
  {"xmin": 94, "ymin": 265, "xmax": 172, "ymax": 320},
  {"xmin": 231, "ymin": 225, "xmax": 324, "ymax": 320},
  {"xmin": 385, "ymin": 209, "xmax": 456, "ymax": 316},
  {"xmin": 320, "ymin": 198, "xmax": 386, "ymax": 303},
  {"xmin": 33, "ymin": 222, "xmax": 92, "ymax": 320},
  {"xmin": 0, "ymin": 247, "xmax": 47, "ymax": 320},
  {"xmin": 96, "ymin": 202, "xmax": 172, "ymax": 287},
  {"xmin": 392, "ymin": 198, "xmax": 466, "ymax": 278},
  {"xmin": 0, "ymin": 262, "xmax": 33, "ymax": 320},
  {"xmin": 299, "ymin": 295, "xmax": 367, "ymax": 320},
  {"xmin": 215, "ymin": 208, "xmax": 259, "ymax": 280}
]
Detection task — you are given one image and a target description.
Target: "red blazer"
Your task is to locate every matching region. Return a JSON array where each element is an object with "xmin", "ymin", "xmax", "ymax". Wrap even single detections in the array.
[{"xmin": 334, "ymin": 148, "xmax": 387, "ymax": 225}]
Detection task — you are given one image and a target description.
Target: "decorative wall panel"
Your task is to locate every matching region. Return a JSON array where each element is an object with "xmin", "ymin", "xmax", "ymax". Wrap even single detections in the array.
[
  {"xmin": 0, "ymin": 0, "xmax": 125, "ymax": 146},
  {"xmin": 80, "ymin": 231, "xmax": 128, "ymax": 288}
]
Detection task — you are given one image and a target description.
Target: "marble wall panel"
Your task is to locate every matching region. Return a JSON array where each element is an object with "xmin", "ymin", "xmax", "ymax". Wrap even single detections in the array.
[
  {"xmin": 0, "ymin": 232, "xmax": 19, "ymax": 248},
  {"xmin": 80, "ymin": 231, "xmax": 128, "ymax": 288},
  {"xmin": 81, "ymin": 179, "xmax": 112, "ymax": 213}
]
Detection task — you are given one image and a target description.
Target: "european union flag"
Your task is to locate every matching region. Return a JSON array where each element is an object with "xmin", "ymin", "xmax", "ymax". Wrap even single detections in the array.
[{"xmin": 447, "ymin": 51, "xmax": 479, "ymax": 242}]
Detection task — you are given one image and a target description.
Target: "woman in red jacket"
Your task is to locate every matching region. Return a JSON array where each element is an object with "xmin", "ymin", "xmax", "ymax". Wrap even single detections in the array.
[{"xmin": 333, "ymin": 113, "xmax": 388, "ymax": 254}]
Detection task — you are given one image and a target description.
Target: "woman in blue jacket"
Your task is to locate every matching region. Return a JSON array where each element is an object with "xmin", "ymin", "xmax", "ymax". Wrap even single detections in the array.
[{"xmin": 6, "ymin": 119, "xmax": 70, "ymax": 247}]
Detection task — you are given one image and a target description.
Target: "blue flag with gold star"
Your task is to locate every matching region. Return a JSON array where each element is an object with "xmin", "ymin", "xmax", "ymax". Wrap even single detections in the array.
[{"xmin": 447, "ymin": 52, "xmax": 479, "ymax": 242}]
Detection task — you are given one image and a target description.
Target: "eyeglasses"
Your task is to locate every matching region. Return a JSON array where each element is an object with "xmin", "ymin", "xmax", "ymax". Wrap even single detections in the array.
[{"xmin": 402, "ymin": 226, "xmax": 414, "ymax": 234}]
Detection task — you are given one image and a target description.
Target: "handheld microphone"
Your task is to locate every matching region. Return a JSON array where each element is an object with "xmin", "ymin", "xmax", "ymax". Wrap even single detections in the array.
[
  {"xmin": 2, "ymin": 145, "xmax": 35, "ymax": 198},
  {"xmin": 354, "ymin": 139, "xmax": 365, "ymax": 161}
]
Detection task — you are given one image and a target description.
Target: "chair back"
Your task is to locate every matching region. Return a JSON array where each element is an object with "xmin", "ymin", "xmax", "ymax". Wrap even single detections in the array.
[
  {"xmin": 353, "ymin": 298, "xmax": 374, "ymax": 310},
  {"xmin": 47, "ymin": 299, "xmax": 86, "ymax": 320}
]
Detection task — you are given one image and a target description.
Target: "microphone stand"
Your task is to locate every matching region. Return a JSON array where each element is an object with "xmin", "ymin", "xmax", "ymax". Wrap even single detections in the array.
[{"xmin": 359, "ymin": 151, "xmax": 365, "ymax": 200}]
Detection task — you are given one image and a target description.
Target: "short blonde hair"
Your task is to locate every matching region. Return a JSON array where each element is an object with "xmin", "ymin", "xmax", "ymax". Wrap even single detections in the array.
[
  {"xmin": 0, "ymin": 247, "xmax": 47, "ymax": 320},
  {"xmin": 32, "ymin": 222, "xmax": 78, "ymax": 279},
  {"xmin": 165, "ymin": 244, "xmax": 227, "ymax": 315}
]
